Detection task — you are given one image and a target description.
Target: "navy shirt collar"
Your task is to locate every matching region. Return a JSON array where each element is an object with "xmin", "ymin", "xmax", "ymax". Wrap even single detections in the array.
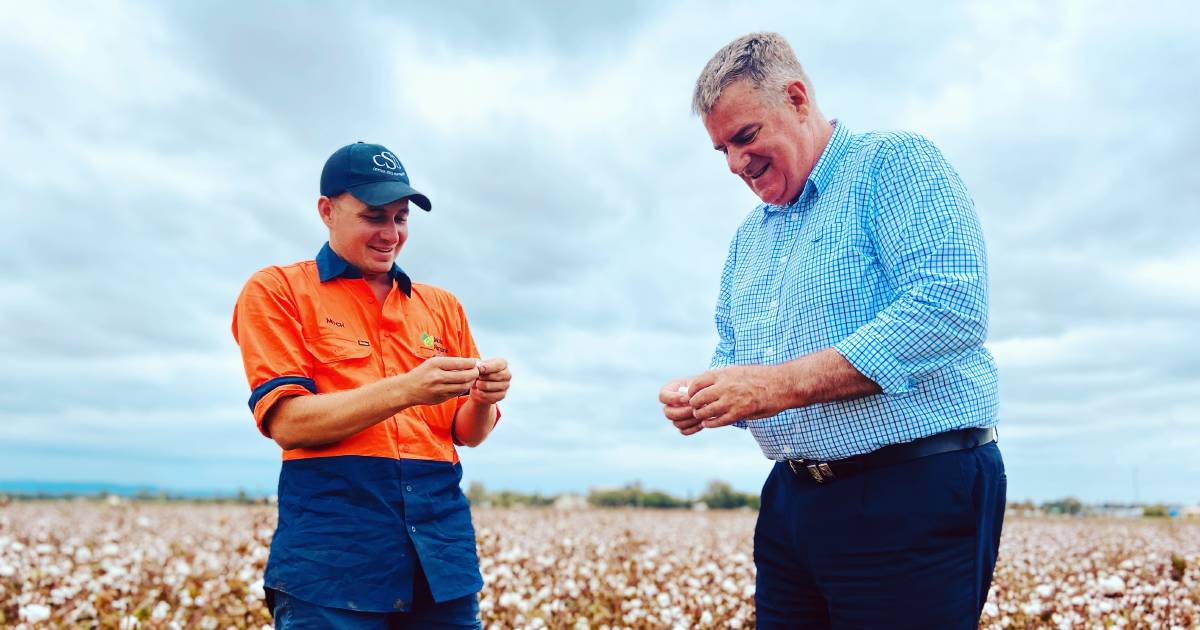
[{"xmin": 316, "ymin": 242, "xmax": 412, "ymax": 297}]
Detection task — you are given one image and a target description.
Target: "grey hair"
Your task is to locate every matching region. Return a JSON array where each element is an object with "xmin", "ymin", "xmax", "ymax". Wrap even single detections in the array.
[{"xmin": 691, "ymin": 32, "xmax": 814, "ymax": 116}]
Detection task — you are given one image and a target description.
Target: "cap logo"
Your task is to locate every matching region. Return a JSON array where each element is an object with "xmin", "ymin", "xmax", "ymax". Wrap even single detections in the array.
[{"xmin": 371, "ymin": 151, "xmax": 406, "ymax": 178}]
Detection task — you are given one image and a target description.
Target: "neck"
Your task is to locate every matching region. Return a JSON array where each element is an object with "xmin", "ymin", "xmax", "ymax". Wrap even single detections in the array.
[{"xmin": 364, "ymin": 271, "xmax": 392, "ymax": 303}]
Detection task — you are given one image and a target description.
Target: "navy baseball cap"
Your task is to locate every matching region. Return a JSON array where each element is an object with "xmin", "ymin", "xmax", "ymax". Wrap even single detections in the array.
[{"xmin": 320, "ymin": 142, "xmax": 432, "ymax": 211}]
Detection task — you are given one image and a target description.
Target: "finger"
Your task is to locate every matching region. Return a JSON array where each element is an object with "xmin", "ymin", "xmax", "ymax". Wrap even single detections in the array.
[
  {"xmin": 693, "ymin": 398, "xmax": 729, "ymax": 421},
  {"xmin": 702, "ymin": 411, "xmax": 740, "ymax": 429},
  {"xmin": 663, "ymin": 405, "xmax": 695, "ymax": 422},
  {"xmin": 688, "ymin": 387, "xmax": 719, "ymax": 411},
  {"xmin": 471, "ymin": 390, "xmax": 505, "ymax": 404},
  {"xmin": 429, "ymin": 356, "xmax": 480, "ymax": 371},
  {"xmin": 478, "ymin": 357, "xmax": 508, "ymax": 374},
  {"xmin": 671, "ymin": 415, "xmax": 702, "ymax": 430},
  {"xmin": 679, "ymin": 424, "xmax": 703, "ymax": 436},
  {"xmin": 687, "ymin": 371, "xmax": 717, "ymax": 396},
  {"xmin": 478, "ymin": 368, "xmax": 512, "ymax": 383},
  {"xmin": 659, "ymin": 379, "xmax": 691, "ymax": 404},
  {"xmin": 473, "ymin": 379, "xmax": 508, "ymax": 393},
  {"xmin": 440, "ymin": 368, "xmax": 481, "ymax": 385}
]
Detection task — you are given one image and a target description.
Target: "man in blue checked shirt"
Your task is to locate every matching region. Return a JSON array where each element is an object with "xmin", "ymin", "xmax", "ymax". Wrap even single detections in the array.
[{"xmin": 659, "ymin": 32, "xmax": 1005, "ymax": 629}]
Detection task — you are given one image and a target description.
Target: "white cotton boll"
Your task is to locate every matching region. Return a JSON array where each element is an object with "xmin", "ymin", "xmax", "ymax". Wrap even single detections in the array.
[
  {"xmin": 1100, "ymin": 576, "xmax": 1125, "ymax": 596},
  {"xmin": 250, "ymin": 578, "xmax": 265, "ymax": 599},
  {"xmin": 1035, "ymin": 584, "xmax": 1054, "ymax": 598},
  {"xmin": 152, "ymin": 601, "xmax": 170, "ymax": 621},
  {"xmin": 0, "ymin": 561, "xmax": 15, "ymax": 577},
  {"xmin": 19, "ymin": 603, "xmax": 52, "ymax": 623},
  {"xmin": 983, "ymin": 602, "xmax": 999, "ymax": 617},
  {"xmin": 74, "ymin": 547, "xmax": 92, "ymax": 563},
  {"xmin": 656, "ymin": 592, "xmax": 671, "ymax": 608},
  {"xmin": 700, "ymin": 610, "xmax": 713, "ymax": 625}
]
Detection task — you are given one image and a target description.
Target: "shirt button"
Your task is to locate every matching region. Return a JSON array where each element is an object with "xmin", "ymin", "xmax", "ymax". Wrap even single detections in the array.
[
  {"xmin": 410, "ymin": 526, "xmax": 417, "ymax": 533},
  {"xmin": 405, "ymin": 485, "xmax": 413, "ymax": 492},
  {"xmin": 789, "ymin": 213, "xmax": 799, "ymax": 221},
  {"xmin": 764, "ymin": 347, "xmax": 775, "ymax": 357},
  {"xmin": 769, "ymin": 300, "xmax": 778, "ymax": 309},
  {"xmin": 782, "ymin": 445, "xmax": 792, "ymax": 454},
  {"xmin": 779, "ymin": 255, "xmax": 789, "ymax": 264}
]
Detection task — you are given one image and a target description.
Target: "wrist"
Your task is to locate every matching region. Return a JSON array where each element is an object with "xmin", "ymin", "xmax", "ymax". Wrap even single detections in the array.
[
  {"xmin": 388, "ymin": 373, "xmax": 415, "ymax": 410},
  {"xmin": 774, "ymin": 361, "xmax": 809, "ymax": 409}
]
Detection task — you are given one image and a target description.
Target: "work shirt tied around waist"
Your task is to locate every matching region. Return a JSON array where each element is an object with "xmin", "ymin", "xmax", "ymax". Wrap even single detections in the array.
[
  {"xmin": 231, "ymin": 243, "xmax": 491, "ymax": 612},
  {"xmin": 712, "ymin": 121, "xmax": 999, "ymax": 462}
]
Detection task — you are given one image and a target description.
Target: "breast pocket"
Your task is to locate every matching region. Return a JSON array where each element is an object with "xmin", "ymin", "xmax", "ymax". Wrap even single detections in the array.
[
  {"xmin": 304, "ymin": 335, "xmax": 377, "ymax": 389},
  {"xmin": 797, "ymin": 222, "xmax": 880, "ymax": 303}
]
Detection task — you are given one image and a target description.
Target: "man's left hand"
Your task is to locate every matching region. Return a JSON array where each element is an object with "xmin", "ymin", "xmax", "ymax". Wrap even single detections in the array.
[
  {"xmin": 688, "ymin": 364, "xmax": 793, "ymax": 428},
  {"xmin": 469, "ymin": 357, "xmax": 511, "ymax": 404}
]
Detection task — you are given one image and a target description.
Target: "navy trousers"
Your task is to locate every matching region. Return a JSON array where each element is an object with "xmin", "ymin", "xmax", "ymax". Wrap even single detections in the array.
[
  {"xmin": 754, "ymin": 441, "xmax": 1006, "ymax": 629},
  {"xmin": 269, "ymin": 562, "xmax": 482, "ymax": 630}
]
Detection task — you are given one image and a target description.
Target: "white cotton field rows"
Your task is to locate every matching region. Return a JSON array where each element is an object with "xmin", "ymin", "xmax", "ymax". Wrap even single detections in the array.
[{"xmin": 0, "ymin": 503, "xmax": 1197, "ymax": 628}]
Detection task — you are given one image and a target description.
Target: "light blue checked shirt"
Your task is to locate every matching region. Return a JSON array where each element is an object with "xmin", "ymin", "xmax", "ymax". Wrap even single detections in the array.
[{"xmin": 711, "ymin": 121, "xmax": 998, "ymax": 461}]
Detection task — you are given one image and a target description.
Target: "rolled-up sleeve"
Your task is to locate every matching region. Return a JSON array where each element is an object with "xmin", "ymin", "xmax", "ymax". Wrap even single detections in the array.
[
  {"xmin": 835, "ymin": 135, "xmax": 989, "ymax": 395},
  {"xmin": 232, "ymin": 268, "xmax": 317, "ymax": 437}
]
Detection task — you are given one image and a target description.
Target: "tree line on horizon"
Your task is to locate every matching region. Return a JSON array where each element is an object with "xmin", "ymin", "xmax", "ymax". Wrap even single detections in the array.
[{"xmin": 466, "ymin": 480, "xmax": 761, "ymax": 510}]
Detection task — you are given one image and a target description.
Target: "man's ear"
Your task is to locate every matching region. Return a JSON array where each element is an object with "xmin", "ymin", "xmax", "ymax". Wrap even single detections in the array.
[
  {"xmin": 784, "ymin": 80, "xmax": 810, "ymax": 120},
  {"xmin": 317, "ymin": 195, "xmax": 335, "ymax": 228}
]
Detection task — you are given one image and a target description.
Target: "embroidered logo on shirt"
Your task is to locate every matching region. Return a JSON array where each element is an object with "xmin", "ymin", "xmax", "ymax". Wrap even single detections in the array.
[
  {"xmin": 325, "ymin": 317, "xmax": 346, "ymax": 328},
  {"xmin": 418, "ymin": 332, "xmax": 448, "ymax": 356}
]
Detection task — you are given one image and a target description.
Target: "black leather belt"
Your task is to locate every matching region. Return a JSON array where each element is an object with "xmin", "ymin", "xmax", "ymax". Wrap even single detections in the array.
[{"xmin": 786, "ymin": 427, "xmax": 995, "ymax": 484}]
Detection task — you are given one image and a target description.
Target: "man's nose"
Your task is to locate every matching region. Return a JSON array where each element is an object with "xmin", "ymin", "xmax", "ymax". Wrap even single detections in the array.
[
  {"xmin": 378, "ymin": 226, "xmax": 400, "ymax": 244},
  {"xmin": 727, "ymin": 148, "xmax": 749, "ymax": 175}
]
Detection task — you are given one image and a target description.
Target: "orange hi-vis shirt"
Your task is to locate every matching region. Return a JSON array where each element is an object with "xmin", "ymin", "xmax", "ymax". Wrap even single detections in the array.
[{"xmin": 232, "ymin": 242, "xmax": 484, "ymax": 464}]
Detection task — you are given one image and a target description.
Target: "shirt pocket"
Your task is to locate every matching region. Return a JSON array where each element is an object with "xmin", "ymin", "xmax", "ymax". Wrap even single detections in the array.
[
  {"xmin": 306, "ymin": 334, "xmax": 373, "ymax": 362},
  {"xmin": 304, "ymin": 334, "xmax": 377, "ymax": 390}
]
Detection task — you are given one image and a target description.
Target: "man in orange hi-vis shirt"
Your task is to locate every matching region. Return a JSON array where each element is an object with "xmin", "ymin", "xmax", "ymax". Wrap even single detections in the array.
[{"xmin": 232, "ymin": 141, "xmax": 510, "ymax": 629}]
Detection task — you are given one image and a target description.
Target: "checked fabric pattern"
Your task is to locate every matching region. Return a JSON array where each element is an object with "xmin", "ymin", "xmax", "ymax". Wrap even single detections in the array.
[{"xmin": 710, "ymin": 122, "xmax": 999, "ymax": 461}]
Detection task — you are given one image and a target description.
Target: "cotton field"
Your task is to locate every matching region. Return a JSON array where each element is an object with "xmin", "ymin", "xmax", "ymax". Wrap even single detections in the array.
[{"xmin": 1, "ymin": 503, "xmax": 1197, "ymax": 629}]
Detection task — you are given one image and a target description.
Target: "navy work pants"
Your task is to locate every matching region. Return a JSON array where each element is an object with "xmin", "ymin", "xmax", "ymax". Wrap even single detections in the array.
[{"xmin": 754, "ymin": 442, "xmax": 1006, "ymax": 629}]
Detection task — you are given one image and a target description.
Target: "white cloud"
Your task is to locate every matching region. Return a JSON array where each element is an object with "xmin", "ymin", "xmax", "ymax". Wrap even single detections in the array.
[{"xmin": 1, "ymin": 0, "xmax": 1197, "ymax": 503}]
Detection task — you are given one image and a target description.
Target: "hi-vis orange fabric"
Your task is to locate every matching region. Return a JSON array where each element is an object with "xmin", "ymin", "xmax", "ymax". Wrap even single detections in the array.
[{"xmin": 232, "ymin": 244, "xmax": 483, "ymax": 464}]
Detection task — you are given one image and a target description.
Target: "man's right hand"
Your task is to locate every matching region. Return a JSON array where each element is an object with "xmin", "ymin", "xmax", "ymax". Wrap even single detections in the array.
[
  {"xmin": 395, "ymin": 356, "xmax": 480, "ymax": 407},
  {"xmin": 659, "ymin": 377, "xmax": 703, "ymax": 436}
]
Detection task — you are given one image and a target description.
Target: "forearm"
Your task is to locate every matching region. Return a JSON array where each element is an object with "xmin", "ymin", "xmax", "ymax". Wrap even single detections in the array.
[
  {"xmin": 453, "ymin": 398, "xmax": 498, "ymax": 447},
  {"xmin": 777, "ymin": 347, "xmax": 882, "ymax": 408},
  {"xmin": 266, "ymin": 377, "xmax": 412, "ymax": 450}
]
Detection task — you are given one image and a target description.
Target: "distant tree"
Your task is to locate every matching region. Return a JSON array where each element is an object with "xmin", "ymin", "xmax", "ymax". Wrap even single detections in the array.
[
  {"xmin": 699, "ymin": 480, "xmax": 758, "ymax": 510},
  {"xmin": 1143, "ymin": 504, "xmax": 1169, "ymax": 518},
  {"xmin": 466, "ymin": 481, "xmax": 487, "ymax": 505},
  {"xmin": 1043, "ymin": 497, "xmax": 1084, "ymax": 516}
]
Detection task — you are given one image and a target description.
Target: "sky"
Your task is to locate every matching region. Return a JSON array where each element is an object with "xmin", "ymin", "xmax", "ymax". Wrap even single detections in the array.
[{"xmin": 1, "ymin": 0, "xmax": 1197, "ymax": 504}]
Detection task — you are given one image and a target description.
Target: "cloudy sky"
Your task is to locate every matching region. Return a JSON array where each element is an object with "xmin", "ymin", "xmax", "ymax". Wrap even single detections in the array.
[{"xmin": 1, "ymin": 1, "xmax": 1197, "ymax": 503}]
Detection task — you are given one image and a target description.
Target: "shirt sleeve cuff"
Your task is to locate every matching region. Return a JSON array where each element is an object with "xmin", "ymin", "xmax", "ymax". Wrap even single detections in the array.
[
  {"xmin": 250, "ymin": 378, "xmax": 317, "ymax": 438},
  {"xmin": 834, "ymin": 335, "xmax": 917, "ymax": 395}
]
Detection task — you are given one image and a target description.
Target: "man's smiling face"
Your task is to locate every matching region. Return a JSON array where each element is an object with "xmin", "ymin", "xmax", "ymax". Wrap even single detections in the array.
[
  {"xmin": 322, "ymin": 194, "xmax": 410, "ymax": 276},
  {"xmin": 703, "ymin": 79, "xmax": 816, "ymax": 206}
]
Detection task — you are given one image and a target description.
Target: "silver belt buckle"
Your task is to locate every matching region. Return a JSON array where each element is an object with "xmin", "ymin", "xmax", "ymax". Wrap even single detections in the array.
[
  {"xmin": 804, "ymin": 461, "xmax": 836, "ymax": 483},
  {"xmin": 788, "ymin": 459, "xmax": 836, "ymax": 483}
]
